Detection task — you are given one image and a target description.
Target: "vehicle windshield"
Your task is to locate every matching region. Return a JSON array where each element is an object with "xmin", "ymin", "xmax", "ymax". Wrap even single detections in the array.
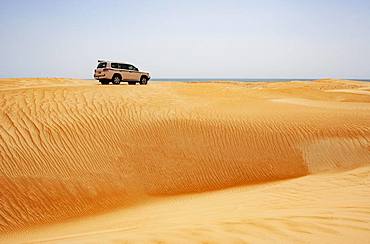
[{"xmin": 97, "ymin": 62, "xmax": 107, "ymax": 68}]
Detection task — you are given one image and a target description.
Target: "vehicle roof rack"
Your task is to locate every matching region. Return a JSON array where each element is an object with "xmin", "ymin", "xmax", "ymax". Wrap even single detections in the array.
[{"xmin": 98, "ymin": 60, "xmax": 132, "ymax": 65}]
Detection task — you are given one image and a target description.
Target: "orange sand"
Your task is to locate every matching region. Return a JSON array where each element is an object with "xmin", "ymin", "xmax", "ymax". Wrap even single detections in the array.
[{"xmin": 0, "ymin": 78, "xmax": 369, "ymax": 243}]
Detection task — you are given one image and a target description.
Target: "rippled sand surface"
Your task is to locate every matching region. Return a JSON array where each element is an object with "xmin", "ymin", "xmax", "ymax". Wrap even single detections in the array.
[{"xmin": 0, "ymin": 78, "xmax": 369, "ymax": 243}]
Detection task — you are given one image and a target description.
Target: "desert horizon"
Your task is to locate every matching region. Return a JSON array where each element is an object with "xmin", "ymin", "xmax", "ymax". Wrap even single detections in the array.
[{"xmin": 0, "ymin": 77, "xmax": 369, "ymax": 243}]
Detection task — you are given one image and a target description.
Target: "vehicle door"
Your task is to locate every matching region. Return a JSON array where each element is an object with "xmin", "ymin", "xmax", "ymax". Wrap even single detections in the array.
[
  {"xmin": 117, "ymin": 63, "xmax": 131, "ymax": 81},
  {"xmin": 95, "ymin": 62, "xmax": 107, "ymax": 77},
  {"xmin": 127, "ymin": 65, "xmax": 141, "ymax": 81}
]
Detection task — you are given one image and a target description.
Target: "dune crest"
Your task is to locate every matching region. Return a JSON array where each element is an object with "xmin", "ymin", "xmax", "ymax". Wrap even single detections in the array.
[{"xmin": 0, "ymin": 78, "xmax": 369, "ymax": 233}]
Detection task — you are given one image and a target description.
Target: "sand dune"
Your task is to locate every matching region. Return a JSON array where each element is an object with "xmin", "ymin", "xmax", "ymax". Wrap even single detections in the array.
[
  {"xmin": 4, "ymin": 165, "xmax": 370, "ymax": 243},
  {"xmin": 0, "ymin": 78, "xmax": 369, "ymax": 242}
]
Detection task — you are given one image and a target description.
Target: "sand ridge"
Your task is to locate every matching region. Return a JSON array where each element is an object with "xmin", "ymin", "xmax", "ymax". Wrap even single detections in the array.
[{"xmin": 0, "ymin": 78, "xmax": 369, "ymax": 241}]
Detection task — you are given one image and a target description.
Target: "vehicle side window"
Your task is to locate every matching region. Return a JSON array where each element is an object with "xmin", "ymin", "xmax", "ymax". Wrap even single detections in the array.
[
  {"xmin": 128, "ymin": 65, "xmax": 136, "ymax": 71},
  {"xmin": 117, "ymin": 63, "xmax": 126, "ymax": 69},
  {"xmin": 97, "ymin": 62, "xmax": 107, "ymax": 68},
  {"xmin": 120, "ymin": 64, "xmax": 129, "ymax": 70},
  {"xmin": 111, "ymin": 63, "xmax": 118, "ymax": 69}
]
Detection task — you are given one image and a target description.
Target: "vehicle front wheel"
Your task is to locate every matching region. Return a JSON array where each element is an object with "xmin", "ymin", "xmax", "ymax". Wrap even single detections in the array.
[
  {"xmin": 140, "ymin": 77, "xmax": 148, "ymax": 85},
  {"xmin": 112, "ymin": 75, "xmax": 121, "ymax": 85}
]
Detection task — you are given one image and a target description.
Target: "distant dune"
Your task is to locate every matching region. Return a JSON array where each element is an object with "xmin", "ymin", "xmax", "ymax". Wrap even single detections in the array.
[{"xmin": 0, "ymin": 78, "xmax": 369, "ymax": 243}]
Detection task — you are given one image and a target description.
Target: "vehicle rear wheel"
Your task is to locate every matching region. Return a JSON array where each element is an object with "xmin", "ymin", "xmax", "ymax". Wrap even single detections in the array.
[
  {"xmin": 100, "ymin": 79, "xmax": 109, "ymax": 85},
  {"xmin": 128, "ymin": 81, "xmax": 136, "ymax": 85},
  {"xmin": 112, "ymin": 75, "xmax": 121, "ymax": 85},
  {"xmin": 140, "ymin": 77, "xmax": 148, "ymax": 85}
]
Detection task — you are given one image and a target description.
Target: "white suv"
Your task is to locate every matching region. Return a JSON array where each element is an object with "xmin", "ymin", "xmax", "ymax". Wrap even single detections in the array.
[{"xmin": 94, "ymin": 60, "xmax": 151, "ymax": 85}]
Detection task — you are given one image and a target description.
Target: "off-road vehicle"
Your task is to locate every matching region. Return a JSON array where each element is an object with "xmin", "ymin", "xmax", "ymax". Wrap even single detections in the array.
[{"xmin": 94, "ymin": 60, "xmax": 151, "ymax": 85}]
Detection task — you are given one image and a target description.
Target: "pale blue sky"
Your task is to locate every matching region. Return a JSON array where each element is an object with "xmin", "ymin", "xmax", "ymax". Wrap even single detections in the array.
[{"xmin": 1, "ymin": 0, "xmax": 370, "ymax": 79}]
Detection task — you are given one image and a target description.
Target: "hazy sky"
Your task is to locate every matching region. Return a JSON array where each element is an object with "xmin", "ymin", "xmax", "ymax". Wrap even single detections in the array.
[{"xmin": 1, "ymin": 0, "xmax": 370, "ymax": 79}]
